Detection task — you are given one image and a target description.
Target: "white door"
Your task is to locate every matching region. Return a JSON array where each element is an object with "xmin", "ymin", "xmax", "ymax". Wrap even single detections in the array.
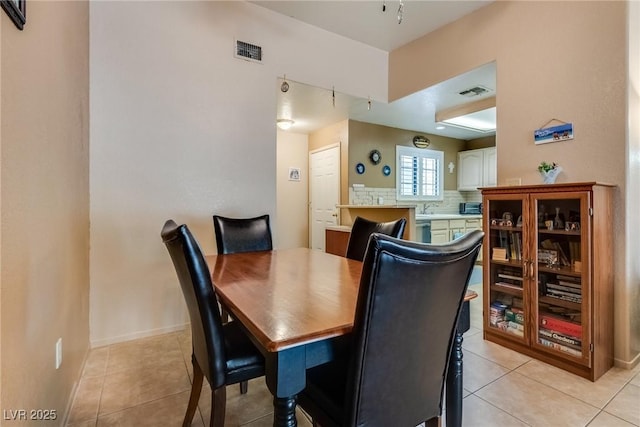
[{"xmin": 309, "ymin": 145, "xmax": 340, "ymax": 251}]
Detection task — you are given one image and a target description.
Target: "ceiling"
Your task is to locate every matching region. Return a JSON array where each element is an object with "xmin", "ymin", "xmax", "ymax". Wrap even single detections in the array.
[{"xmin": 255, "ymin": 1, "xmax": 497, "ymax": 140}]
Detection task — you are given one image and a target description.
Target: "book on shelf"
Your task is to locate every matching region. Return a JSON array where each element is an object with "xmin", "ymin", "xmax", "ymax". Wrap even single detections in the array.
[
  {"xmin": 538, "ymin": 303, "xmax": 582, "ymax": 322},
  {"xmin": 498, "ymin": 272, "xmax": 523, "ymax": 281},
  {"xmin": 495, "ymin": 281, "xmax": 523, "ymax": 290},
  {"xmin": 547, "ymin": 282, "xmax": 582, "ymax": 294},
  {"xmin": 505, "ymin": 308, "xmax": 525, "ymax": 325},
  {"xmin": 512, "ymin": 232, "xmax": 522, "ymax": 261},
  {"xmin": 539, "ymin": 328, "xmax": 582, "ymax": 348},
  {"xmin": 508, "ymin": 321, "xmax": 524, "ymax": 332},
  {"xmin": 496, "ymin": 320, "xmax": 524, "ymax": 337},
  {"xmin": 492, "ymin": 247, "xmax": 508, "ymax": 261},
  {"xmin": 540, "ymin": 314, "xmax": 582, "ymax": 337},
  {"xmin": 557, "ymin": 274, "xmax": 581, "ymax": 286},
  {"xmin": 499, "ymin": 230, "xmax": 509, "ymax": 252},
  {"xmin": 538, "ymin": 337, "xmax": 582, "ymax": 357},
  {"xmin": 569, "ymin": 241, "xmax": 581, "ymax": 265},
  {"xmin": 545, "ymin": 292, "xmax": 582, "ymax": 304}
]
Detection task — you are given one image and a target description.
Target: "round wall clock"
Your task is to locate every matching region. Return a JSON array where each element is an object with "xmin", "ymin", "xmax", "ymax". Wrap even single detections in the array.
[
  {"xmin": 382, "ymin": 165, "xmax": 391, "ymax": 176},
  {"xmin": 355, "ymin": 163, "xmax": 365, "ymax": 174},
  {"xmin": 369, "ymin": 149, "xmax": 382, "ymax": 165}
]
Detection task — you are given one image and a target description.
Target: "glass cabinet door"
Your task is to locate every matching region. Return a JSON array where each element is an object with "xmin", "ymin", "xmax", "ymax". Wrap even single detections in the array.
[
  {"xmin": 484, "ymin": 195, "xmax": 528, "ymax": 343},
  {"xmin": 531, "ymin": 192, "xmax": 590, "ymax": 363}
]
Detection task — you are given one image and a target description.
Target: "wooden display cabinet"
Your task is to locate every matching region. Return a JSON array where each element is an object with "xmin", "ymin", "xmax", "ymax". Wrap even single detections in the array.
[{"xmin": 481, "ymin": 182, "xmax": 614, "ymax": 381}]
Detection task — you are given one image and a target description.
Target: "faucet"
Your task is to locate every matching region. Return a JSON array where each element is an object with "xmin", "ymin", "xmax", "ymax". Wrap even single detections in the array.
[{"xmin": 421, "ymin": 203, "xmax": 435, "ymax": 214}]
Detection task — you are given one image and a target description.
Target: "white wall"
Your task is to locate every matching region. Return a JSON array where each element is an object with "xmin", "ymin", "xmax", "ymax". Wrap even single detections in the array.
[
  {"xmin": 89, "ymin": 1, "xmax": 387, "ymax": 345},
  {"xmin": 276, "ymin": 130, "xmax": 309, "ymax": 249}
]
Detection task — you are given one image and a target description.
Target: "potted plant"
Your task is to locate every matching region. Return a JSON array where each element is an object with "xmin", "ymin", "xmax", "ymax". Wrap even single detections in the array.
[{"xmin": 538, "ymin": 161, "xmax": 561, "ymax": 184}]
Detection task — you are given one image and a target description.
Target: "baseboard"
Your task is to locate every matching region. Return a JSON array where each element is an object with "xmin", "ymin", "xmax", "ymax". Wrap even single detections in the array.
[
  {"xmin": 614, "ymin": 350, "xmax": 640, "ymax": 370},
  {"xmin": 90, "ymin": 323, "xmax": 189, "ymax": 348},
  {"xmin": 61, "ymin": 345, "xmax": 91, "ymax": 427}
]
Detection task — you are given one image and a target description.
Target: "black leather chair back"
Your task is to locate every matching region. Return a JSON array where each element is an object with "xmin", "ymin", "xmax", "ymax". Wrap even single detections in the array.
[
  {"xmin": 161, "ymin": 220, "xmax": 227, "ymax": 389},
  {"xmin": 213, "ymin": 214, "xmax": 273, "ymax": 255},
  {"xmin": 345, "ymin": 230, "xmax": 483, "ymax": 426},
  {"xmin": 345, "ymin": 216, "xmax": 406, "ymax": 261}
]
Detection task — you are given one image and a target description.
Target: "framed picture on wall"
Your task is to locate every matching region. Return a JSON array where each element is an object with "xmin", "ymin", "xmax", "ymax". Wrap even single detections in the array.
[
  {"xmin": 1, "ymin": 0, "xmax": 26, "ymax": 30},
  {"xmin": 288, "ymin": 167, "xmax": 301, "ymax": 182}
]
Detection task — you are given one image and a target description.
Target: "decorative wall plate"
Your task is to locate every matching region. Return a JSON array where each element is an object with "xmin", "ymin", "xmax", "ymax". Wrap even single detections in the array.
[
  {"xmin": 369, "ymin": 149, "xmax": 382, "ymax": 165},
  {"xmin": 382, "ymin": 165, "xmax": 391, "ymax": 176},
  {"xmin": 355, "ymin": 163, "xmax": 365, "ymax": 174}
]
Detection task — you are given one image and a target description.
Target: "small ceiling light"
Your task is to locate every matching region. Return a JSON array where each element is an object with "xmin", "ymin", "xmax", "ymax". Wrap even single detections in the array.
[
  {"xmin": 277, "ymin": 119, "xmax": 294, "ymax": 130},
  {"xmin": 436, "ymin": 125, "xmax": 446, "ymax": 130},
  {"xmin": 412, "ymin": 135, "xmax": 430, "ymax": 149}
]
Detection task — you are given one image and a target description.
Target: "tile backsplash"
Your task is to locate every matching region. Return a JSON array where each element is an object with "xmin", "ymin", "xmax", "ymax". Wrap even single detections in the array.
[{"xmin": 348, "ymin": 186, "xmax": 481, "ymax": 214}]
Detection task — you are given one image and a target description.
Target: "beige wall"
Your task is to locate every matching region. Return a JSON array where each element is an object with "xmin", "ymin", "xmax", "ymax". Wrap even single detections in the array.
[
  {"xmin": 390, "ymin": 1, "xmax": 637, "ymax": 366},
  {"xmin": 1, "ymin": 0, "xmax": 90, "ymax": 421},
  {"xmin": 347, "ymin": 120, "xmax": 465, "ymax": 191},
  {"xmin": 309, "ymin": 120, "xmax": 349, "ymax": 204},
  {"xmin": 89, "ymin": 2, "xmax": 387, "ymax": 345},
  {"xmin": 466, "ymin": 135, "xmax": 496, "ymax": 151},
  {"xmin": 276, "ymin": 130, "xmax": 309, "ymax": 249},
  {"xmin": 627, "ymin": 0, "xmax": 640, "ymax": 368}
]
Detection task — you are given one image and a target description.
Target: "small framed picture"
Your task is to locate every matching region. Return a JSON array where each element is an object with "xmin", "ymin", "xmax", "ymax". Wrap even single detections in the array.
[
  {"xmin": 1, "ymin": 0, "xmax": 26, "ymax": 30},
  {"xmin": 288, "ymin": 167, "xmax": 301, "ymax": 181},
  {"xmin": 538, "ymin": 249, "xmax": 558, "ymax": 266}
]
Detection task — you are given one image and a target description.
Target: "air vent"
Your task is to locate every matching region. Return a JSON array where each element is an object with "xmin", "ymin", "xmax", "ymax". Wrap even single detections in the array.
[
  {"xmin": 235, "ymin": 40, "xmax": 262, "ymax": 63},
  {"xmin": 458, "ymin": 85, "xmax": 492, "ymax": 97}
]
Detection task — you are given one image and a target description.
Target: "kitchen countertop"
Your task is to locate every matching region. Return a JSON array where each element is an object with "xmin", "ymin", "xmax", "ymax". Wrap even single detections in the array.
[
  {"xmin": 415, "ymin": 214, "xmax": 482, "ymax": 220},
  {"xmin": 326, "ymin": 225, "xmax": 352, "ymax": 232},
  {"xmin": 336, "ymin": 205, "xmax": 417, "ymax": 209}
]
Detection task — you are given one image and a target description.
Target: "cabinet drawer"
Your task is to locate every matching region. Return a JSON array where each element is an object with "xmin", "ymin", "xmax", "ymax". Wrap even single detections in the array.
[
  {"xmin": 449, "ymin": 219, "xmax": 466, "ymax": 228},
  {"xmin": 464, "ymin": 219, "xmax": 481, "ymax": 229},
  {"xmin": 431, "ymin": 220, "xmax": 449, "ymax": 230},
  {"xmin": 430, "ymin": 230, "xmax": 449, "ymax": 244}
]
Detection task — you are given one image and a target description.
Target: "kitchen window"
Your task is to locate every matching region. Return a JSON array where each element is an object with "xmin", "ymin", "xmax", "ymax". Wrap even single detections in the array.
[{"xmin": 396, "ymin": 145, "xmax": 444, "ymax": 201}]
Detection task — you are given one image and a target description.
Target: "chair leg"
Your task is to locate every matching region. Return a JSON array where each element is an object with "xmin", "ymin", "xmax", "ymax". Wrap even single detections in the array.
[
  {"xmin": 239, "ymin": 380, "xmax": 248, "ymax": 394},
  {"xmin": 210, "ymin": 386, "xmax": 227, "ymax": 427},
  {"xmin": 183, "ymin": 356, "xmax": 204, "ymax": 427}
]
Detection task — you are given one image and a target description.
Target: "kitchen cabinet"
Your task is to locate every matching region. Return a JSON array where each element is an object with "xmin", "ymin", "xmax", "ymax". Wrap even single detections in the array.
[
  {"xmin": 481, "ymin": 182, "xmax": 614, "ymax": 381},
  {"xmin": 430, "ymin": 220, "xmax": 450, "ymax": 244},
  {"xmin": 325, "ymin": 227, "xmax": 350, "ymax": 257},
  {"xmin": 426, "ymin": 218, "xmax": 483, "ymax": 261},
  {"xmin": 458, "ymin": 147, "xmax": 496, "ymax": 191}
]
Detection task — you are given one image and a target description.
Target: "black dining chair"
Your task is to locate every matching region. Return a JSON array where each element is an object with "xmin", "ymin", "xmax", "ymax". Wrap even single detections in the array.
[
  {"xmin": 161, "ymin": 220, "xmax": 265, "ymax": 427},
  {"xmin": 345, "ymin": 216, "xmax": 406, "ymax": 261},
  {"xmin": 297, "ymin": 230, "xmax": 484, "ymax": 427},
  {"xmin": 212, "ymin": 213, "xmax": 273, "ymax": 328},
  {"xmin": 212, "ymin": 214, "xmax": 273, "ymax": 255}
]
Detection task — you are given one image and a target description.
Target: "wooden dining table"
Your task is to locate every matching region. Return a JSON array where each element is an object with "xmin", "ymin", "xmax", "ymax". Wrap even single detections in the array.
[{"xmin": 206, "ymin": 247, "xmax": 477, "ymax": 427}]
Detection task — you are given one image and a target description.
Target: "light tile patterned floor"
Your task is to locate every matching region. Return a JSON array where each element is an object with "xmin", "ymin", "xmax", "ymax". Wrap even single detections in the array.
[{"xmin": 67, "ymin": 280, "xmax": 639, "ymax": 426}]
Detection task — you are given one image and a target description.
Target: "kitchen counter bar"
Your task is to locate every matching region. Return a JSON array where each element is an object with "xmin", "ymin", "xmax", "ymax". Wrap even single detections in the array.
[{"xmin": 336, "ymin": 205, "xmax": 416, "ymax": 241}]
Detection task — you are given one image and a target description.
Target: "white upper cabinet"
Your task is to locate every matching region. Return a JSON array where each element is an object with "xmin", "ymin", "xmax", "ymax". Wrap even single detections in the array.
[{"xmin": 458, "ymin": 147, "xmax": 496, "ymax": 191}]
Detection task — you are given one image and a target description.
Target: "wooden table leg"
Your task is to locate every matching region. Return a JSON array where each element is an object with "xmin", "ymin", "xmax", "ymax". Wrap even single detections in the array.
[
  {"xmin": 446, "ymin": 300, "xmax": 470, "ymax": 427},
  {"xmin": 446, "ymin": 331, "xmax": 464, "ymax": 427},
  {"xmin": 274, "ymin": 396, "xmax": 297, "ymax": 427},
  {"xmin": 265, "ymin": 348, "xmax": 306, "ymax": 427}
]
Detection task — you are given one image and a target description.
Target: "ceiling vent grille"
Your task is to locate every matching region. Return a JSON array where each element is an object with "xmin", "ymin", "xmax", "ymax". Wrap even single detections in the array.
[
  {"xmin": 235, "ymin": 40, "xmax": 262, "ymax": 63},
  {"xmin": 458, "ymin": 85, "xmax": 492, "ymax": 97}
]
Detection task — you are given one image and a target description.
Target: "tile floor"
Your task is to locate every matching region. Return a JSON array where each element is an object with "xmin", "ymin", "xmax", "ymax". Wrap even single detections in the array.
[{"xmin": 66, "ymin": 280, "xmax": 639, "ymax": 427}]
